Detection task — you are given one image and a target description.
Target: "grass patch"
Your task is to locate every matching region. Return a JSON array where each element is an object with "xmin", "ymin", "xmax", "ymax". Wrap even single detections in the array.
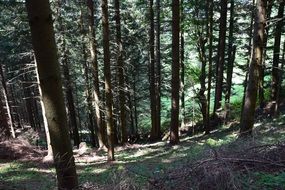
[{"xmin": 0, "ymin": 161, "xmax": 55, "ymax": 190}]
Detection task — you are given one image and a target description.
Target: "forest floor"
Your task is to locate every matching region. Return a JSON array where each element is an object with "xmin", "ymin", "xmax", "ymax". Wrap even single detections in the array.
[{"xmin": 1, "ymin": 110, "xmax": 285, "ymax": 189}]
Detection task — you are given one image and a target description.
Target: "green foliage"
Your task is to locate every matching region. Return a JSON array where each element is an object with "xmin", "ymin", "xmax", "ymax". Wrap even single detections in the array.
[
  {"xmin": 253, "ymin": 172, "xmax": 285, "ymax": 190},
  {"xmin": 229, "ymin": 84, "xmax": 245, "ymax": 119},
  {"xmin": 205, "ymin": 135, "xmax": 236, "ymax": 147}
]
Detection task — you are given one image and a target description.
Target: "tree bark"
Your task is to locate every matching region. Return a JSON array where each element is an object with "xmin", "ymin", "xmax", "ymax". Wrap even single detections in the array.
[
  {"xmin": 271, "ymin": 1, "xmax": 284, "ymax": 108},
  {"xmin": 241, "ymin": 0, "xmax": 255, "ymax": 120},
  {"xmin": 149, "ymin": 0, "xmax": 159, "ymax": 141},
  {"xmin": 56, "ymin": 0, "xmax": 80, "ymax": 148},
  {"xmin": 114, "ymin": 0, "xmax": 127, "ymax": 144},
  {"xmin": 80, "ymin": 7, "xmax": 98, "ymax": 148},
  {"xmin": 127, "ymin": 82, "xmax": 135, "ymax": 135},
  {"xmin": 0, "ymin": 63, "xmax": 15, "ymax": 139},
  {"xmin": 9, "ymin": 84, "xmax": 21, "ymax": 128},
  {"xmin": 276, "ymin": 40, "xmax": 285, "ymax": 113},
  {"xmin": 206, "ymin": 0, "xmax": 213, "ymax": 133},
  {"xmin": 133, "ymin": 71, "xmax": 138, "ymax": 134},
  {"xmin": 62, "ymin": 55, "xmax": 80, "ymax": 148},
  {"xmin": 197, "ymin": 29, "xmax": 208, "ymax": 133},
  {"xmin": 84, "ymin": 52, "xmax": 98, "ymax": 148},
  {"xmin": 259, "ymin": 0, "xmax": 274, "ymax": 108},
  {"xmin": 225, "ymin": 46, "xmax": 236, "ymax": 121},
  {"xmin": 240, "ymin": 0, "xmax": 266, "ymax": 136},
  {"xmin": 170, "ymin": 0, "xmax": 180, "ymax": 145},
  {"xmin": 25, "ymin": 0, "xmax": 78, "ymax": 189},
  {"xmin": 225, "ymin": 0, "xmax": 236, "ymax": 121},
  {"xmin": 213, "ymin": 0, "xmax": 227, "ymax": 115},
  {"xmin": 35, "ymin": 59, "xmax": 52, "ymax": 157},
  {"xmin": 155, "ymin": 0, "xmax": 161, "ymax": 139},
  {"xmin": 87, "ymin": 0, "xmax": 106, "ymax": 148},
  {"xmin": 22, "ymin": 75, "xmax": 36, "ymax": 130},
  {"xmin": 101, "ymin": 0, "xmax": 115, "ymax": 161},
  {"xmin": 180, "ymin": 0, "xmax": 185, "ymax": 129}
]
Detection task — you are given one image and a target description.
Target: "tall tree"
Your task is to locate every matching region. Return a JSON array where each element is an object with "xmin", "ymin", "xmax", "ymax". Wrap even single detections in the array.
[
  {"xmin": 213, "ymin": 0, "xmax": 227, "ymax": 115},
  {"xmin": 25, "ymin": 0, "xmax": 78, "ymax": 189},
  {"xmin": 197, "ymin": 29, "xmax": 208, "ymax": 132},
  {"xmin": 101, "ymin": 0, "xmax": 115, "ymax": 161},
  {"xmin": 259, "ymin": 0, "xmax": 274, "ymax": 108},
  {"xmin": 0, "ymin": 63, "xmax": 15, "ymax": 139},
  {"xmin": 240, "ymin": 0, "xmax": 266, "ymax": 136},
  {"xmin": 225, "ymin": 0, "xmax": 236, "ymax": 121},
  {"xmin": 34, "ymin": 59, "xmax": 52, "ymax": 158},
  {"xmin": 56, "ymin": 0, "xmax": 80, "ymax": 148},
  {"xmin": 276, "ymin": 41, "xmax": 285, "ymax": 112},
  {"xmin": 206, "ymin": 0, "xmax": 213, "ymax": 133},
  {"xmin": 170, "ymin": 0, "xmax": 180, "ymax": 145},
  {"xmin": 241, "ymin": 0, "xmax": 255, "ymax": 119},
  {"xmin": 149, "ymin": 0, "xmax": 159, "ymax": 141},
  {"xmin": 87, "ymin": 0, "xmax": 106, "ymax": 148},
  {"xmin": 80, "ymin": 4, "xmax": 98, "ymax": 148},
  {"xmin": 22, "ymin": 74, "xmax": 36, "ymax": 130},
  {"xmin": 155, "ymin": 0, "xmax": 162, "ymax": 139},
  {"xmin": 62, "ymin": 53, "xmax": 80, "ymax": 148},
  {"xmin": 83, "ymin": 45, "xmax": 98, "ymax": 148},
  {"xmin": 180, "ymin": 0, "xmax": 185, "ymax": 128},
  {"xmin": 114, "ymin": 0, "xmax": 127, "ymax": 144},
  {"xmin": 271, "ymin": 1, "xmax": 284, "ymax": 111}
]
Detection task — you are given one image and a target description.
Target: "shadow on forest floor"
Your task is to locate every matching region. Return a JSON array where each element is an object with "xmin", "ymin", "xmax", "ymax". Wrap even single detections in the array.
[{"xmin": 1, "ymin": 112, "xmax": 285, "ymax": 189}]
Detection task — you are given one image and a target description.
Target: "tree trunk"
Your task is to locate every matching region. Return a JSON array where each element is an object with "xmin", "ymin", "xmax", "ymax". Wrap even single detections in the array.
[
  {"xmin": 197, "ymin": 30, "xmax": 208, "ymax": 133},
  {"xmin": 213, "ymin": 0, "xmax": 227, "ymax": 115},
  {"xmin": 9, "ymin": 85, "xmax": 21, "ymax": 128},
  {"xmin": 80, "ymin": 8, "xmax": 98, "ymax": 148},
  {"xmin": 32, "ymin": 92, "xmax": 41, "ymax": 131},
  {"xmin": 271, "ymin": 1, "xmax": 284, "ymax": 110},
  {"xmin": 101, "ymin": 0, "xmax": 115, "ymax": 161},
  {"xmin": 241, "ymin": 0, "xmax": 255, "ymax": 120},
  {"xmin": 206, "ymin": 0, "xmax": 213, "ymax": 133},
  {"xmin": 149, "ymin": 0, "xmax": 159, "ymax": 141},
  {"xmin": 56, "ymin": 0, "xmax": 80, "ymax": 148},
  {"xmin": 85, "ymin": 63, "xmax": 98, "ymax": 148},
  {"xmin": 125, "ymin": 74, "xmax": 135, "ymax": 135},
  {"xmin": 180, "ymin": 0, "xmax": 185, "ymax": 129},
  {"xmin": 133, "ymin": 72, "xmax": 138, "ymax": 134},
  {"xmin": 35, "ymin": 59, "xmax": 52, "ymax": 157},
  {"xmin": 225, "ymin": 46, "xmax": 236, "ymax": 121},
  {"xmin": 87, "ymin": 0, "xmax": 106, "ymax": 148},
  {"xmin": 25, "ymin": 0, "xmax": 78, "ymax": 189},
  {"xmin": 22, "ymin": 75, "xmax": 36, "ymax": 130},
  {"xmin": 276, "ymin": 41, "xmax": 285, "ymax": 113},
  {"xmin": 62, "ymin": 55, "xmax": 80, "ymax": 148},
  {"xmin": 0, "ymin": 63, "xmax": 15, "ymax": 139},
  {"xmin": 127, "ymin": 85, "xmax": 135, "ymax": 135},
  {"xmin": 240, "ymin": 0, "xmax": 266, "ymax": 137},
  {"xmin": 259, "ymin": 0, "xmax": 274, "ymax": 108},
  {"xmin": 114, "ymin": 0, "xmax": 127, "ymax": 144},
  {"xmin": 170, "ymin": 0, "xmax": 180, "ymax": 145},
  {"xmin": 155, "ymin": 0, "xmax": 161, "ymax": 138},
  {"xmin": 225, "ymin": 0, "xmax": 236, "ymax": 121}
]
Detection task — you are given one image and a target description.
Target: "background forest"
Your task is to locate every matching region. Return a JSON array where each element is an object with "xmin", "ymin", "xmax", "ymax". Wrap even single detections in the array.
[{"xmin": 0, "ymin": 0, "xmax": 285, "ymax": 189}]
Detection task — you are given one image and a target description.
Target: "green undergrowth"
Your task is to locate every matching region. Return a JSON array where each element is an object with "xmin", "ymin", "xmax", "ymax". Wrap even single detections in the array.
[
  {"xmin": 251, "ymin": 172, "xmax": 285, "ymax": 190},
  {"xmin": 0, "ymin": 113, "xmax": 285, "ymax": 189},
  {"xmin": 0, "ymin": 161, "xmax": 55, "ymax": 190}
]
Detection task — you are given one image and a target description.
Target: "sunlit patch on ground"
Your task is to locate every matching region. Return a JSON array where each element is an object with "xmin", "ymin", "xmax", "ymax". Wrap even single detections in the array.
[{"xmin": 0, "ymin": 112, "xmax": 284, "ymax": 189}]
